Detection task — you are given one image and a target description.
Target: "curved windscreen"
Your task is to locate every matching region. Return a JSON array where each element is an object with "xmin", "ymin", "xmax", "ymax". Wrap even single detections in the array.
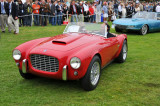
[
  {"xmin": 132, "ymin": 12, "xmax": 157, "ymax": 20},
  {"xmin": 63, "ymin": 22, "xmax": 106, "ymax": 37}
]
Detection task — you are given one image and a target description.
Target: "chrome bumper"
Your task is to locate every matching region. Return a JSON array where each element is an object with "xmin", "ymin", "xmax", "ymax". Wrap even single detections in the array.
[
  {"xmin": 22, "ymin": 59, "xmax": 27, "ymax": 73},
  {"xmin": 62, "ymin": 65, "xmax": 67, "ymax": 81}
]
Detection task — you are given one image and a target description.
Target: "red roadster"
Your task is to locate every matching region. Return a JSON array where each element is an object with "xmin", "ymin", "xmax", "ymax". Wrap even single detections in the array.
[{"xmin": 13, "ymin": 23, "xmax": 128, "ymax": 91}]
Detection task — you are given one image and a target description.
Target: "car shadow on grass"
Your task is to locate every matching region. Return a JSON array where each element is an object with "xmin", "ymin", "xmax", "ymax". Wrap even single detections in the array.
[{"xmin": 20, "ymin": 76, "xmax": 85, "ymax": 91}]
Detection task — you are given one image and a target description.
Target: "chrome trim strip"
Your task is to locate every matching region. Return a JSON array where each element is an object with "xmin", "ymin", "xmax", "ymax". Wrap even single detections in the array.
[
  {"xmin": 22, "ymin": 59, "xmax": 27, "ymax": 73},
  {"xmin": 62, "ymin": 65, "xmax": 67, "ymax": 81}
]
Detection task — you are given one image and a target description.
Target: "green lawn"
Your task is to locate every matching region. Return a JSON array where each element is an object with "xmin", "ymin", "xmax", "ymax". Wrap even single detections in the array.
[{"xmin": 0, "ymin": 24, "xmax": 160, "ymax": 105}]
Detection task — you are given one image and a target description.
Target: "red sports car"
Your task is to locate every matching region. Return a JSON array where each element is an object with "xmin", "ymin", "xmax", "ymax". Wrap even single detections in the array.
[{"xmin": 12, "ymin": 23, "xmax": 128, "ymax": 91}]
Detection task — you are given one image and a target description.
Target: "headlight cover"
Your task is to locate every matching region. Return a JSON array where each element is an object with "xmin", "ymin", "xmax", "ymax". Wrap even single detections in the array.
[
  {"xmin": 70, "ymin": 57, "xmax": 81, "ymax": 69},
  {"xmin": 13, "ymin": 49, "xmax": 21, "ymax": 60}
]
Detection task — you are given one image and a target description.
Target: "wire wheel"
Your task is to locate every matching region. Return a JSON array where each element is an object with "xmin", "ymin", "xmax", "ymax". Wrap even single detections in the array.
[
  {"xmin": 123, "ymin": 42, "xmax": 127, "ymax": 60},
  {"xmin": 90, "ymin": 62, "xmax": 100, "ymax": 86},
  {"xmin": 141, "ymin": 25, "xmax": 148, "ymax": 35}
]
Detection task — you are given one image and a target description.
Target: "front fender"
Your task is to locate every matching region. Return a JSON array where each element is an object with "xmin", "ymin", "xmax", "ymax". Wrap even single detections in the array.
[
  {"xmin": 66, "ymin": 44, "xmax": 100, "ymax": 80},
  {"xmin": 13, "ymin": 37, "xmax": 50, "ymax": 70}
]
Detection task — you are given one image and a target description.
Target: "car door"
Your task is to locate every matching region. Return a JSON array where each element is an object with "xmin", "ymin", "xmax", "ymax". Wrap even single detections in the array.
[{"xmin": 99, "ymin": 37, "xmax": 119, "ymax": 67}]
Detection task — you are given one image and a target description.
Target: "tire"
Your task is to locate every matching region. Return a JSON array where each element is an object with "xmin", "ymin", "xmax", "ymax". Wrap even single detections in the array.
[
  {"xmin": 19, "ymin": 69, "xmax": 35, "ymax": 79},
  {"xmin": 115, "ymin": 27, "xmax": 122, "ymax": 32},
  {"xmin": 116, "ymin": 40, "xmax": 128, "ymax": 63},
  {"xmin": 81, "ymin": 56, "xmax": 101, "ymax": 91},
  {"xmin": 139, "ymin": 24, "xmax": 148, "ymax": 35}
]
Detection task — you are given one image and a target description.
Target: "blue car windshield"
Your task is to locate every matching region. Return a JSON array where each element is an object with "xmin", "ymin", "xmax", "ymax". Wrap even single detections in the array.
[{"xmin": 132, "ymin": 12, "xmax": 156, "ymax": 20}]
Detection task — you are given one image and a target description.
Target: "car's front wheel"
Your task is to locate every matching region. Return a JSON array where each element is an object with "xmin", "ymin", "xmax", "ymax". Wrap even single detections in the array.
[
  {"xmin": 19, "ymin": 69, "xmax": 35, "ymax": 79},
  {"xmin": 116, "ymin": 40, "xmax": 128, "ymax": 63},
  {"xmin": 81, "ymin": 56, "xmax": 101, "ymax": 91},
  {"xmin": 140, "ymin": 24, "xmax": 148, "ymax": 35}
]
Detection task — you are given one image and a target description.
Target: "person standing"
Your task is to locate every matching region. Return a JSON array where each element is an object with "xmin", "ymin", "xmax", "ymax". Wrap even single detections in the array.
[
  {"xmin": 102, "ymin": 2, "xmax": 108, "ymax": 22},
  {"xmin": 47, "ymin": 0, "xmax": 52, "ymax": 24},
  {"xmin": 114, "ymin": 2, "xmax": 118, "ymax": 18},
  {"xmin": 0, "ymin": 0, "xmax": 11, "ymax": 33},
  {"xmin": 51, "ymin": 1, "xmax": 57, "ymax": 25},
  {"xmin": 51, "ymin": 1, "xmax": 57, "ymax": 26},
  {"xmin": 148, "ymin": 3, "xmax": 153, "ymax": 12},
  {"xmin": 18, "ymin": 0, "xmax": 25, "ymax": 27},
  {"xmin": 6, "ymin": 0, "xmax": 19, "ymax": 34},
  {"xmin": 77, "ymin": 2, "xmax": 83, "ymax": 22},
  {"xmin": 135, "ymin": 4, "xmax": 140, "ymax": 13},
  {"xmin": 83, "ymin": 1, "xmax": 89, "ymax": 22},
  {"xmin": 95, "ymin": 1, "xmax": 101, "ymax": 23},
  {"xmin": 24, "ymin": 0, "xmax": 32, "ymax": 26},
  {"xmin": 128, "ymin": 3, "xmax": 135, "ymax": 18},
  {"xmin": 156, "ymin": 3, "xmax": 160, "ymax": 12},
  {"xmin": 56, "ymin": 1, "xmax": 62, "ymax": 25},
  {"xmin": 32, "ymin": 0, "xmax": 40, "ymax": 26},
  {"xmin": 40, "ymin": 0, "xmax": 50, "ymax": 26},
  {"xmin": 118, "ymin": 3, "xmax": 122, "ymax": 18},
  {"xmin": 69, "ymin": 1, "xmax": 78, "ymax": 22},
  {"xmin": 89, "ymin": 4, "xmax": 94, "ymax": 23},
  {"xmin": 62, "ymin": 4, "xmax": 68, "ymax": 22},
  {"xmin": 108, "ymin": 2, "xmax": 113, "ymax": 22},
  {"xmin": 121, "ymin": 4, "xmax": 126, "ymax": 18}
]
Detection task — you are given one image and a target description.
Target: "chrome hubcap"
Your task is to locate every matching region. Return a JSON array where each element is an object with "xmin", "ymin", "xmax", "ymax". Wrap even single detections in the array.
[
  {"xmin": 90, "ymin": 62, "xmax": 100, "ymax": 86},
  {"xmin": 142, "ymin": 25, "xmax": 147, "ymax": 35},
  {"xmin": 123, "ymin": 43, "xmax": 127, "ymax": 60}
]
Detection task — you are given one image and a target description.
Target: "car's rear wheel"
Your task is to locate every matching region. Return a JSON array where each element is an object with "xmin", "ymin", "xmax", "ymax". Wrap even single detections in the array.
[
  {"xmin": 115, "ymin": 27, "xmax": 122, "ymax": 32},
  {"xmin": 140, "ymin": 24, "xmax": 148, "ymax": 35},
  {"xmin": 19, "ymin": 69, "xmax": 35, "ymax": 79},
  {"xmin": 116, "ymin": 40, "xmax": 128, "ymax": 63},
  {"xmin": 81, "ymin": 56, "xmax": 101, "ymax": 91}
]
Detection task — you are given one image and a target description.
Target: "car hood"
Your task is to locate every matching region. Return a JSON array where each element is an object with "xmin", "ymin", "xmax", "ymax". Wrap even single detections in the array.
[
  {"xmin": 30, "ymin": 33, "xmax": 99, "ymax": 52},
  {"xmin": 113, "ymin": 18, "xmax": 146, "ymax": 25}
]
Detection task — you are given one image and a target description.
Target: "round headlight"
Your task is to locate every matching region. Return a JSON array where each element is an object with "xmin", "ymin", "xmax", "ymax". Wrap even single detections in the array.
[
  {"xmin": 13, "ymin": 49, "xmax": 21, "ymax": 60},
  {"xmin": 70, "ymin": 57, "xmax": 81, "ymax": 69}
]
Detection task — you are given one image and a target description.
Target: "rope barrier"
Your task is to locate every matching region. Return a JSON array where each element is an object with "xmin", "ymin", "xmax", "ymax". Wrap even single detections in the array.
[{"xmin": 18, "ymin": 12, "xmax": 136, "ymax": 18}]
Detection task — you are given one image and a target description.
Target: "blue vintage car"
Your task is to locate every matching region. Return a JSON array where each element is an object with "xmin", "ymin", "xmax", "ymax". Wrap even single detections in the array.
[{"xmin": 113, "ymin": 12, "xmax": 160, "ymax": 35}]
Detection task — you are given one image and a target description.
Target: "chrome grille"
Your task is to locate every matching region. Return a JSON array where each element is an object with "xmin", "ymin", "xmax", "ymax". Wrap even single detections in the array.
[{"xmin": 30, "ymin": 54, "xmax": 59, "ymax": 72}]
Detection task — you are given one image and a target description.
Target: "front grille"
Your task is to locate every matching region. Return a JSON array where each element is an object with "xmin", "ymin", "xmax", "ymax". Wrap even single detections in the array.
[
  {"xmin": 30, "ymin": 54, "xmax": 59, "ymax": 72},
  {"xmin": 116, "ymin": 25, "xmax": 127, "ymax": 29}
]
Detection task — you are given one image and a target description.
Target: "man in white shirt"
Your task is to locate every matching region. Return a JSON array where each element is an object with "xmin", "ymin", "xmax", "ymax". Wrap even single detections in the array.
[
  {"xmin": 0, "ymin": 0, "xmax": 11, "ymax": 33},
  {"xmin": 83, "ymin": 1, "xmax": 89, "ymax": 22},
  {"xmin": 156, "ymin": 3, "xmax": 160, "ymax": 12}
]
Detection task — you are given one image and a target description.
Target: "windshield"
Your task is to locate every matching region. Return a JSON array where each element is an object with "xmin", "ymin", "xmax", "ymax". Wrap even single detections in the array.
[
  {"xmin": 63, "ymin": 22, "xmax": 106, "ymax": 37},
  {"xmin": 132, "ymin": 12, "xmax": 157, "ymax": 20}
]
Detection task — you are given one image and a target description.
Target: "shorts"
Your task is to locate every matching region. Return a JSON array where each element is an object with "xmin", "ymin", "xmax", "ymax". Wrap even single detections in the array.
[{"xmin": 103, "ymin": 13, "xmax": 108, "ymax": 18}]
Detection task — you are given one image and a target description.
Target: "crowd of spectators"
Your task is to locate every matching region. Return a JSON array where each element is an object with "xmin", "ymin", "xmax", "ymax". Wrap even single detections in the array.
[{"xmin": 0, "ymin": 0, "xmax": 160, "ymax": 34}]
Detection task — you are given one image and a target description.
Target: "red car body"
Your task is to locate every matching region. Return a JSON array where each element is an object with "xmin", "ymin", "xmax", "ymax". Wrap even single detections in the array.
[{"xmin": 13, "ymin": 33, "xmax": 127, "ymax": 80}]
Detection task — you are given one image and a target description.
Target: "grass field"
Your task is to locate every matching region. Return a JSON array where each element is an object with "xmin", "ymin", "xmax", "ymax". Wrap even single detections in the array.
[{"xmin": 0, "ymin": 24, "xmax": 160, "ymax": 105}]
